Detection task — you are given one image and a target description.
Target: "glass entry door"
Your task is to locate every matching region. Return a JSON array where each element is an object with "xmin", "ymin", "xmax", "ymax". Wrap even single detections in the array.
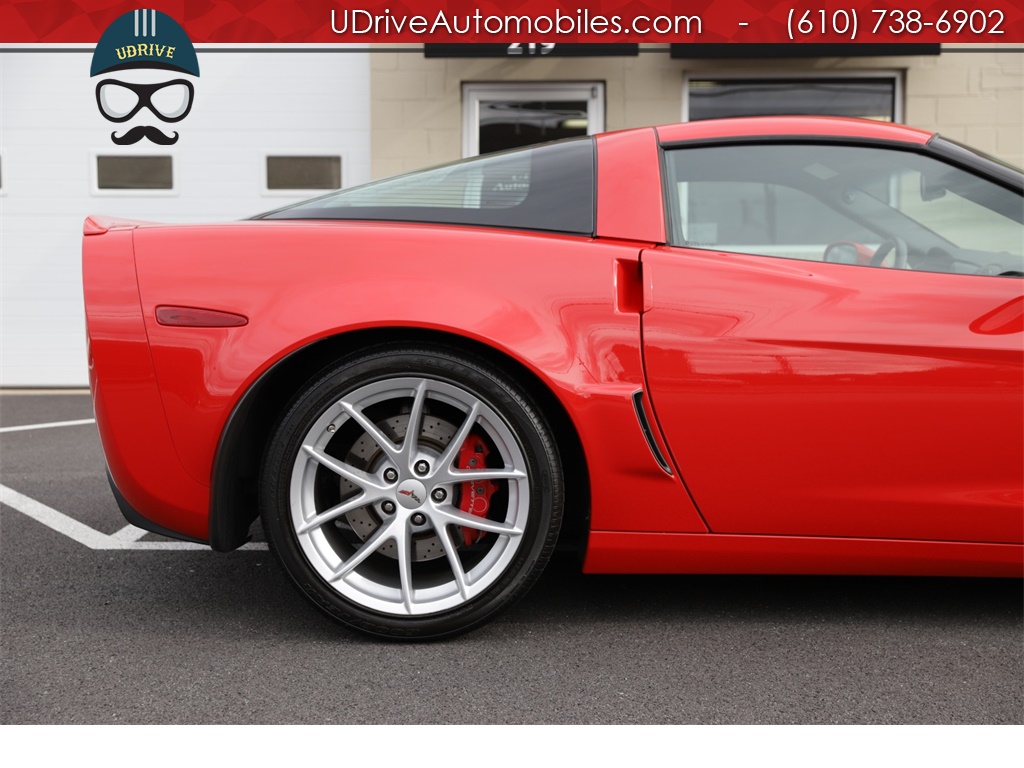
[{"xmin": 463, "ymin": 83, "xmax": 605, "ymax": 156}]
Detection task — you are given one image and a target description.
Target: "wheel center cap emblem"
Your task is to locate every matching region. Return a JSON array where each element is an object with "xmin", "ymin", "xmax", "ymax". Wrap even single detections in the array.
[{"xmin": 396, "ymin": 479, "xmax": 426, "ymax": 509}]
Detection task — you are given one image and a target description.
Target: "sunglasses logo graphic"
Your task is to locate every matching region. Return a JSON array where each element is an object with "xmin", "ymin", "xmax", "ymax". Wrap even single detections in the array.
[{"xmin": 90, "ymin": 10, "xmax": 200, "ymax": 146}]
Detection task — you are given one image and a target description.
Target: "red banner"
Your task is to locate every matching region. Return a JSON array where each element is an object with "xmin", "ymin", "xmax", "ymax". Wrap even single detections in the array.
[{"xmin": 1, "ymin": 0, "xmax": 1022, "ymax": 43}]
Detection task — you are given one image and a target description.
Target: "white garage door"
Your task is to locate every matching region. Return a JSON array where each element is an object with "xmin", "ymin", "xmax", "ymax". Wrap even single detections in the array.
[{"xmin": 0, "ymin": 48, "xmax": 371, "ymax": 386}]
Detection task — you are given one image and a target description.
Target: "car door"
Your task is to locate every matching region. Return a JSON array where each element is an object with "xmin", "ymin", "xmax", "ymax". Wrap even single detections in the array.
[{"xmin": 642, "ymin": 140, "xmax": 1023, "ymax": 544}]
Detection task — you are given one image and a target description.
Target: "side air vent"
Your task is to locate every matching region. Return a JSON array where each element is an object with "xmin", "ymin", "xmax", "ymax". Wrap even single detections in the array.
[{"xmin": 632, "ymin": 389, "xmax": 672, "ymax": 475}]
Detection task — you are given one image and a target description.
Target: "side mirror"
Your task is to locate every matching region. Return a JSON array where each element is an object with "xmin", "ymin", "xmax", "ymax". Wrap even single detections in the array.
[
  {"xmin": 920, "ymin": 173, "xmax": 947, "ymax": 202},
  {"xmin": 824, "ymin": 242, "xmax": 873, "ymax": 266}
]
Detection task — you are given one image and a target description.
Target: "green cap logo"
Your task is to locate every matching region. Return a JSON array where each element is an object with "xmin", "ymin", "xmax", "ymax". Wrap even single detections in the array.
[{"xmin": 90, "ymin": 9, "xmax": 199, "ymax": 77}]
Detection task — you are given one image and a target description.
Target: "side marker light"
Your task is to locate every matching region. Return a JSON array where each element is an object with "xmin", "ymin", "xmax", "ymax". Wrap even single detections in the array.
[{"xmin": 155, "ymin": 306, "xmax": 248, "ymax": 327}]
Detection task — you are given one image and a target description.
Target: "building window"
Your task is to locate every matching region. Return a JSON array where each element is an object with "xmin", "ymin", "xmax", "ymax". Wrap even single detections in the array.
[
  {"xmin": 96, "ymin": 155, "xmax": 173, "ymax": 190},
  {"xmin": 685, "ymin": 74, "xmax": 901, "ymax": 123},
  {"xmin": 266, "ymin": 155, "xmax": 342, "ymax": 191},
  {"xmin": 462, "ymin": 83, "xmax": 605, "ymax": 157}
]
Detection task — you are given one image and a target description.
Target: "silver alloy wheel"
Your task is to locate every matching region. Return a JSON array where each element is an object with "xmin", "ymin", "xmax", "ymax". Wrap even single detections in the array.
[{"xmin": 288, "ymin": 376, "xmax": 530, "ymax": 616}]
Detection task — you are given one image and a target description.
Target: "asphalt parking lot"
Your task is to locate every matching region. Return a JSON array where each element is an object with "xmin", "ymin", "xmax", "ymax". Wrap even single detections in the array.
[{"xmin": 1, "ymin": 392, "xmax": 1021, "ymax": 724}]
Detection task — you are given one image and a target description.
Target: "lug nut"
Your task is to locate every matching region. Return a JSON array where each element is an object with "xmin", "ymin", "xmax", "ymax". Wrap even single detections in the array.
[
  {"xmin": 383, "ymin": 468, "xmax": 398, "ymax": 483},
  {"xmin": 411, "ymin": 512, "xmax": 426, "ymax": 526},
  {"xmin": 414, "ymin": 460, "xmax": 429, "ymax": 476},
  {"xmin": 381, "ymin": 500, "xmax": 396, "ymax": 514},
  {"xmin": 431, "ymin": 488, "xmax": 446, "ymax": 502}
]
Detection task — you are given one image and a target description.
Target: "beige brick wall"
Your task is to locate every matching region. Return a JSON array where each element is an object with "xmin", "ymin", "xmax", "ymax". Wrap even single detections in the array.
[
  {"xmin": 905, "ymin": 45, "xmax": 1022, "ymax": 166},
  {"xmin": 371, "ymin": 45, "xmax": 1022, "ymax": 178}
]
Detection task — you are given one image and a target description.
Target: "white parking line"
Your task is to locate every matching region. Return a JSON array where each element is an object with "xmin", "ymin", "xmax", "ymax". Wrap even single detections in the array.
[
  {"xmin": 109, "ymin": 523, "xmax": 151, "ymax": 542},
  {"xmin": 0, "ymin": 418, "xmax": 96, "ymax": 434},
  {"xmin": 0, "ymin": 483, "xmax": 268, "ymax": 551}
]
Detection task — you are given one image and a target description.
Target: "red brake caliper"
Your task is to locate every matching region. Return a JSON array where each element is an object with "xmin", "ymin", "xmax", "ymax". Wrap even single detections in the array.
[{"xmin": 455, "ymin": 434, "xmax": 497, "ymax": 545}]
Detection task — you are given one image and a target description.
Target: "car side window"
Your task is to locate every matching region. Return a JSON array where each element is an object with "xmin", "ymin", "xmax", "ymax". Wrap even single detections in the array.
[
  {"xmin": 664, "ymin": 143, "xmax": 1023, "ymax": 277},
  {"xmin": 260, "ymin": 138, "xmax": 596, "ymax": 237}
]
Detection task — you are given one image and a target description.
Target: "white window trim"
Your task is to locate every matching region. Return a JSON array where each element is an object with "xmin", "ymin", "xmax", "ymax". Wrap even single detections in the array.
[
  {"xmin": 462, "ymin": 82, "xmax": 606, "ymax": 158},
  {"xmin": 0, "ymin": 148, "xmax": 6, "ymax": 197},
  {"xmin": 90, "ymin": 150, "xmax": 178, "ymax": 197},
  {"xmin": 681, "ymin": 70, "xmax": 904, "ymax": 124},
  {"xmin": 262, "ymin": 149, "xmax": 346, "ymax": 197}
]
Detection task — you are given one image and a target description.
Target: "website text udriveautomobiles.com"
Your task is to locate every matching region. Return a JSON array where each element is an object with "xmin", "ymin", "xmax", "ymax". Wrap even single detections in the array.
[{"xmin": 330, "ymin": 8, "xmax": 704, "ymax": 36}]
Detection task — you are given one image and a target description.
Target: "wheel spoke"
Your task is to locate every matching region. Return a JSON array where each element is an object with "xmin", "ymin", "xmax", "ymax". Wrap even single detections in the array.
[
  {"xmin": 440, "ymin": 467, "xmax": 527, "ymax": 484},
  {"xmin": 434, "ymin": 401, "xmax": 481, "ymax": 473},
  {"xmin": 297, "ymin": 494, "xmax": 380, "ymax": 535},
  {"xmin": 395, "ymin": 519, "xmax": 415, "ymax": 614},
  {"xmin": 302, "ymin": 445, "xmax": 382, "ymax": 491},
  {"xmin": 328, "ymin": 517, "xmax": 396, "ymax": 582},
  {"xmin": 437, "ymin": 524, "xmax": 469, "ymax": 600},
  {"xmin": 431, "ymin": 506, "xmax": 524, "ymax": 537},
  {"xmin": 400, "ymin": 379, "xmax": 428, "ymax": 463},
  {"xmin": 339, "ymin": 400, "xmax": 401, "ymax": 460}
]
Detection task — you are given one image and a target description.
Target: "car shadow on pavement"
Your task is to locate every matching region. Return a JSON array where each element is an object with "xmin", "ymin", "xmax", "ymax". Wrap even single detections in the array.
[
  {"xmin": 504, "ymin": 553, "xmax": 1024, "ymax": 629},
  {"xmin": 83, "ymin": 546, "xmax": 1022, "ymax": 643}
]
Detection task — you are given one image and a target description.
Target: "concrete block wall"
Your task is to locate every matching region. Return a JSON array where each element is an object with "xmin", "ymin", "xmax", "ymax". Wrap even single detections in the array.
[
  {"xmin": 905, "ymin": 45, "xmax": 1022, "ymax": 167},
  {"xmin": 370, "ymin": 44, "xmax": 1022, "ymax": 177}
]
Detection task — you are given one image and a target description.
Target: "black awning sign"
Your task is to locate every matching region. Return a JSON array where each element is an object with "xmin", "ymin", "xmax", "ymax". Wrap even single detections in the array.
[
  {"xmin": 425, "ymin": 43, "xmax": 639, "ymax": 58},
  {"xmin": 671, "ymin": 43, "xmax": 941, "ymax": 59}
]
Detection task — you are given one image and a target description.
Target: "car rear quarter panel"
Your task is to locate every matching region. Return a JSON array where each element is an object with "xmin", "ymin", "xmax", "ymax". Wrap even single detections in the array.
[{"xmin": 130, "ymin": 222, "xmax": 708, "ymax": 537}]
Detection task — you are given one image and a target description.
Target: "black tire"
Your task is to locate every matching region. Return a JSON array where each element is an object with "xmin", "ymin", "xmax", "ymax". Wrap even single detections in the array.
[{"xmin": 259, "ymin": 344, "xmax": 563, "ymax": 640}]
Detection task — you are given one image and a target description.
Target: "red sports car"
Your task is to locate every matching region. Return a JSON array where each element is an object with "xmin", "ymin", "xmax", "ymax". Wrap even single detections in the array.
[{"xmin": 83, "ymin": 117, "xmax": 1024, "ymax": 639}]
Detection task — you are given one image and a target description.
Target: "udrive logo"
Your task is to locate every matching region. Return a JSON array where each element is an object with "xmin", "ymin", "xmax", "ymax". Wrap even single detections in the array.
[{"xmin": 90, "ymin": 9, "xmax": 200, "ymax": 145}]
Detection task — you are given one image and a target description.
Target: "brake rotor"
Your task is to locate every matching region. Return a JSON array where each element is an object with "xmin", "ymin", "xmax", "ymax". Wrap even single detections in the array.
[{"xmin": 339, "ymin": 413, "xmax": 456, "ymax": 562}]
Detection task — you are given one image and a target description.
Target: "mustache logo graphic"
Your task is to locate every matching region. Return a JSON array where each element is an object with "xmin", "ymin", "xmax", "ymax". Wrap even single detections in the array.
[{"xmin": 111, "ymin": 126, "xmax": 179, "ymax": 145}]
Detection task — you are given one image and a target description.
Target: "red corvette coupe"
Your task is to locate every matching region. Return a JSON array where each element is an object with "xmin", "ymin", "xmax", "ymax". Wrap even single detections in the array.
[{"xmin": 84, "ymin": 117, "xmax": 1024, "ymax": 638}]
